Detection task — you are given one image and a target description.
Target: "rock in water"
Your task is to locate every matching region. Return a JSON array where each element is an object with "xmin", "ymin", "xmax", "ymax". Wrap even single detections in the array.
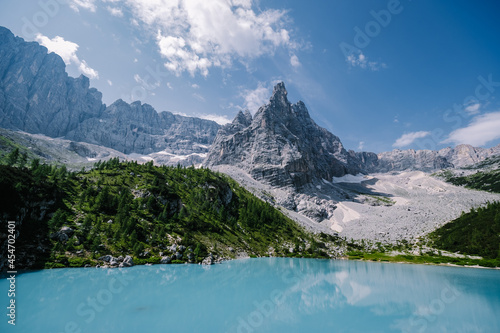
[
  {"xmin": 122, "ymin": 255, "xmax": 134, "ymax": 267},
  {"xmin": 160, "ymin": 256, "xmax": 172, "ymax": 264},
  {"xmin": 205, "ymin": 82, "xmax": 364, "ymax": 189}
]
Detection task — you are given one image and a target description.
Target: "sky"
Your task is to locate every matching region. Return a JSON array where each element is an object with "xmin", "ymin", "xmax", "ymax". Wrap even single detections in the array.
[{"xmin": 1, "ymin": 0, "xmax": 500, "ymax": 153}]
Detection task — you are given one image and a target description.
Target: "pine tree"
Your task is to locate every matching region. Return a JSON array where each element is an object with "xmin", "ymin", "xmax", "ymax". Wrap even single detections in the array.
[
  {"xmin": 6, "ymin": 148, "xmax": 20, "ymax": 165},
  {"xmin": 18, "ymin": 152, "xmax": 28, "ymax": 168}
]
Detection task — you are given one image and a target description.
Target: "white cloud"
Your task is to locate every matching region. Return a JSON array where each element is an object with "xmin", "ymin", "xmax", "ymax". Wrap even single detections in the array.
[
  {"xmin": 358, "ymin": 141, "xmax": 365, "ymax": 150},
  {"xmin": 156, "ymin": 33, "xmax": 211, "ymax": 77},
  {"xmin": 198, "ymin": 114, "xmax": 232, "ymax": 125},
  {"xmin": 290, "ymin": 54, "xmax": 301, "ymax": 68},
  {"xmin": 166, "ymin": 82, "xmax": 173, "ymax": 89},
  {"xmin": 442, "ymin": 111, "xmax": 500, "ymax": 147},
  {"xmin": 105, "ymin": 0, "xmax": 294, "ymax": 76},
  {"xmin": 464, "ymin": 102, "xmax": 481, "ymax": 115},
  {"xmin": 79, "ymin": 60, "xmax": 99, "ymax": 79},
  {"xmin": 36, "ymin": 34, "xmax": 79, "ymax": 64},
  {"xmin": 69, "ymin": 0, "xmax": 97, "ymax": 12},
  {"xmin": 107, "ymin": 6, "xmax": 123, "ymax": 17},
  {"xmin": 107, "ymin": 80, "xmax": 113, "ymax": 86},
  {"xmin": 191, "ymin": 83, "xmax": 200, "ymax": 89},
  {"xmin": 35, "ymin": 34, "xmax": 99, "ymax": 79},
  {"xmin": 393, "ymin": 131, "xmax": 431, "ymax": 148},
  {"xmin": 241, "ymin": 82, "xmax": 270, "ymax": 113},
  {"xmin": 346, "ymin": 51, "xmax": 386, "ymax": 71}
]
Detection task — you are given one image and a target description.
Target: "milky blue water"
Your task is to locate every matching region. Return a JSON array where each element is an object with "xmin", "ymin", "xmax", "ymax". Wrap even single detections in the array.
[{"xmin": 1, "ymin": 258, "xmax": 500, "ymax": 333}]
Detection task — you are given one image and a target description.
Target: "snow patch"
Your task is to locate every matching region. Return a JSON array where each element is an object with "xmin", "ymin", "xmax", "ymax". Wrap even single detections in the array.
[
  {"xmin": 153, "ymin": 151, "xmax": 207, "ymax": 161},
  {"xmin": 332, "ymin": 174, "xmax": 369, "ymax": 183}
]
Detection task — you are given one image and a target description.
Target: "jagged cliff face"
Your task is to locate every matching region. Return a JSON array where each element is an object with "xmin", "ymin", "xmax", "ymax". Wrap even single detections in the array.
[
  {"xmin": 0, "ymin": 26, "xmax": 104, "ymax": 137},
  {"xmin": 0, "ymin": 26, "xmax": 219, "ymax": 160},
  {"xmin": 205, "ymin": 82, "xmax": 363, "ymax": 188},
  {"xmin": 362, "ymin": 144, "xmax": 500, "ymax": 173},
  {"xmin": 65, "ymin": 99, "xmax": 220, "ymax": 155}
]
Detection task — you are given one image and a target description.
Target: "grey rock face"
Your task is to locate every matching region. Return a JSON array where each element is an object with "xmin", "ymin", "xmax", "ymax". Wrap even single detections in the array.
[
  {"xmin": 362, "ymin": 144, "xmax": 500, "ymax": 173},
  {"xmin": 160, "ymin": 256, "xmax": 172, "ymax": 264},
  {"xmin": 442, "ymin": 144, "xmax": 500, "ymax": 168},
  {"xmin": 121, "ymin": 255, "xmax": 134, "ymax": 267},
  {"xmin": 49, "ymin": 226, "xmax": 75, "ymax": 243},
  {"xmin": 65, "ymin": 99, "xmax": 220, "ymax": 156},
  {"xmin": 0, "ymin": 27, "xmax": 104, "ymax": 137},
  {"xmin": 202, "ymin": 253, "xmax": 214, "ymax": 265},
  {"xmin": 98, "ymin": 255, "xmax": 113, "ymax": 262},
  {"xmin": 205, "ymin": 82, "xmax": 364, "ymax": 189},
  {"xmin": 0, "ymin": 26, "xmax": 220, "ymax": 162}
]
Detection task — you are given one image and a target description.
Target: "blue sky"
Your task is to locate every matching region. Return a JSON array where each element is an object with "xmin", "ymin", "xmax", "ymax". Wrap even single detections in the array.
[{"xmin": 1, "ymin": 0, "xmax": 500, "ymax": 153}]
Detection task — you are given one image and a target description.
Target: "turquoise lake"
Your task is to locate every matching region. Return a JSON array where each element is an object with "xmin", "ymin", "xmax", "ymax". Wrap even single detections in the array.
[{"xmin": 2, "ymin": 258, "xmax": 500, "ymax": 332}]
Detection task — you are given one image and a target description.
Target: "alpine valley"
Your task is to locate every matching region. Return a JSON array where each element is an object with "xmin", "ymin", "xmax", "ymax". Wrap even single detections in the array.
[{"xmin": 1, "ymin": 26, "xmax": 500, "ymax": 270}]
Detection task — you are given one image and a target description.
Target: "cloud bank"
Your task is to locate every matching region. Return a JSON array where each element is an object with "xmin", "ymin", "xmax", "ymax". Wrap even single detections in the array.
[{"xmin": 70, "ymin": 0, "xmax": 296, "ymax": 77}]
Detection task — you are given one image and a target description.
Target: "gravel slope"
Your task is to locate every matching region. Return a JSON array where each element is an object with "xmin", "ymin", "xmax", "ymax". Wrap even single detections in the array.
[{"xmin": 212, "ymin": 165, "xmax": 500, "ymax": 243}]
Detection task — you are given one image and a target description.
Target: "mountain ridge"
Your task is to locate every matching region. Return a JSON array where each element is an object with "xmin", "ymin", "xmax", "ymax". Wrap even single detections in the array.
[
  {"xmin": 1, "ymin": 25, "xmax": 500, "ymax": 174},
  {"xmin": 0, "ymin": 26, "xmax": 219, "ymax": 165}
]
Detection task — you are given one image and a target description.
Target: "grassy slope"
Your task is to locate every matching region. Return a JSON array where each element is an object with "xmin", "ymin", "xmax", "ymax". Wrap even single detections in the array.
[
  {"xmin": 0, "ymin": 158, "xmax": 344, "ymax": 269},
  {"xmin": 445, "ymin": 170, "xmax": 500, "ymax": 193}
]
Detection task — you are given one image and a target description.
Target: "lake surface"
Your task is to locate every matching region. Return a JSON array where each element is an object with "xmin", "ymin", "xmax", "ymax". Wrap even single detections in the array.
[{"xmin": 1, "ymin": 258, "xmax": 500, "ymax": 332}]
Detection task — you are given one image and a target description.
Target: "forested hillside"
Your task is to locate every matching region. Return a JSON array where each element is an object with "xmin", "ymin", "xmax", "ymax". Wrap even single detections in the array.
[
  {"xmin": 430, "ymin": 202, "xmax": 500, "ymax": 262},
  {"xmin": 0, "ymin": 158, "xmax": 343, "ymax": 270},
  {"xmin": 431, "ymin": 163, "xmax": 500, "ymax": 264}
]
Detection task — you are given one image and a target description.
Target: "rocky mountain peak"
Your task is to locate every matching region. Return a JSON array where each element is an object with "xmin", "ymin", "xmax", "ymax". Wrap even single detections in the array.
[
  {"xmin": 232, "ymin": 110, "xmax": 252, "ymax": 127},
  {"xmin": 252, "ymin": 83, "xmax": 312, "ymax": 134},
  {"xmin": 205, "ymin": 82, "xmax": 364, "ymax": 189},
  {"xmin": 269, "ymin": 81, "xmax": 288, "ymax": 107},
  {"xmin": 243, "ymin": 109, "xmax": 253, "ymax": 123}
]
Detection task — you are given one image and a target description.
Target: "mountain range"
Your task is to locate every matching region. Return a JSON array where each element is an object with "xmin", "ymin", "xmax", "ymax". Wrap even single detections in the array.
[
  {"xmin": 2, "ymin": 26, "xmax": 499, "ymax": 176},
  {"xmin": 0, "ymin": 26, "xmax": 219, "ymax": 165}
]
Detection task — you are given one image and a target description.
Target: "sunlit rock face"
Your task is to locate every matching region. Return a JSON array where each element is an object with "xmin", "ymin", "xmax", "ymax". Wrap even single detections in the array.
[{"xmin": 206, "ymin": 82, "xmax": 364, "ymax": 189}]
